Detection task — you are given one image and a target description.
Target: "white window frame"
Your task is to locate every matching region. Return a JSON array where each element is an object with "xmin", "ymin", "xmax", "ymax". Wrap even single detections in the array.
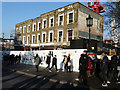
[
  {"xmin": 23, "ymin": 36, "xmax": 26, "ymax": 44},
  {"xmin": 37, "ymin": 21, "xmax": 41, "ymax": 31},
  {"xmin": 37, "ymin": 33, "xmax": 40, "ymax": 44},
  {"xmin": 27, "ymin": 25, "xmax": 30, "ymax": 33},
  {"xmin": 16, "ymin": 27, "xmax": 18, "ymax": 31},
  {"xmin": 27, "ymin": 35, "xmax": 30, "ymax": 45},
  {"xmin": 16, "ymin": 27, "xmax": 19, "ymax": 34},
  {"xmin": 49, "ymin": 16, "xmax": 54, "ymax": 27},
  {"xmin": 57, "ymin": 30, "xmax": 63, "ymax": 42},
  {"xmin": 32, "ymin": 23, "xmax": 36, "ymax": 32},
  {"xmin": 67, "ymin": 10, "xmax": 74, "ymax": 24},
  {"xmin": 23, "ymin": 26, "xmax": 26, "ymax": 34},
  {"xmin": 67, "ymin": 29, "xmax": 74, "ymax": 42},
  {"xmin": 58, "ymin": 13, "xmax": 64, "ymax": 26},
  {"xmin": 42, "ymin": 18, "xmax": 47, "ymax": 29},
  {"xmin": 42, "ymin": 31, "xmax": 46, "ymax": 43},
  {"xmin": 32, "ymin": 34, "xmax": 36, "ymax": 44},
  {"xmin": 19, "ymin": 27, "xmax": 22, "ymax": 33},
  {"xmin": 48, "ymin": 30, "xmax": 54, "ymax": 42}
]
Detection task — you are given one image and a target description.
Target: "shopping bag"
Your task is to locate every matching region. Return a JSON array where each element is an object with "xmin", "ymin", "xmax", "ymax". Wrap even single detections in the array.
[
  {"xmin": 68, "ymin": 62, "xmax": 71, "ymax": 66},
  {"xmin": 117, "ymin": 66, "xmax": 120, "ymax": 70}
]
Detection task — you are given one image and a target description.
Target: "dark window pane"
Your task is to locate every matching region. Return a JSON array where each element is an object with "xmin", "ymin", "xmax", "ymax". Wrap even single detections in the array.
[
  {"xmin": 60, "ymin": 16, "xmax": 63, "ymax": 21},
  {"xmin": 43, "ymin": 34, "xmax": 45, "ymax": 42},
  {"xmin": 69, "ymin": 13, "xmax": 73, "ymax": 23},
  {"xmin": 33, "ymin": 36, "xmax": 35, "ymax": 43},
  {"xmin": 44, "ymin": 21, "xmax": 46, "ymax": 28},
  {"xmin": 59, "ymin": 31, "xmax": 62, "ymax": 42},
  {"xmin": 38, "ymin": 35, "xmax": 40, "ymax": 41},
  {"xmin": 34, "ymin": 24, "xmax": 36, "ymax": 31},
  {"xmin": 39, "ymin": 23, "xmax": 41, "ymax": 30},
  {"xmin": 68, "ymin": 30, "xmax": 72, "ymax": 41},
  {"xmin": 51, "ymin": 18, "xmax": 53, "ymax": 27},
  {"xmin": 50, "ymin": 33, "xmax": 53, "ymax": 42},
  {"xmin": 59, "ymin": 16, "xmax": 63, "ymax": 25}
]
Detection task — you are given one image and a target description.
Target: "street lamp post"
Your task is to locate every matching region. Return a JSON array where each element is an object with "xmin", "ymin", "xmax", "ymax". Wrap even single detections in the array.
[{"xmin": 86, "ymin": 14, "xmax": 93, "ymax": 51}]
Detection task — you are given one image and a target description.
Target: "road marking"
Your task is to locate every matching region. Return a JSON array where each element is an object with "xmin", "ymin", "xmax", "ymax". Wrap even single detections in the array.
[
  {"xmin": 49, "ymin": 79, "xmax": 57, "ymax": 83},
  {"xmin": 16, "ymin": 71, "xmax": 36, "ymax": 77},
  {"xmin": 60, "ymin": 81, "xmax": 67, "ymax": 84},
  {"xmin": 15, "ymin": 70, "xmax": 78, "ymax": 87}
]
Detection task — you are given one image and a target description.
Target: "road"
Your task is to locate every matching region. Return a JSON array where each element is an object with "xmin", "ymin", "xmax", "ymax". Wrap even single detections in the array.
[{"xmin": 2, "ymin": 64, "xmax": 120, "ymax": 89}]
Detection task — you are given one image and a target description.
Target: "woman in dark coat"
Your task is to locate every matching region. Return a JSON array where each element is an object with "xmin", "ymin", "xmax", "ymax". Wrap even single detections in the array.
[{"xmin": 100, "ymin": 52, "xmax": 109, "ymax": 87}]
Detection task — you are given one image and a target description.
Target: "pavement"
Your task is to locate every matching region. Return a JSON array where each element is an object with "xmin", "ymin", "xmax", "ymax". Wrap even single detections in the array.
[{"xmin": 2, "ymin": 63, "xmax": 120, "ymax": 89}]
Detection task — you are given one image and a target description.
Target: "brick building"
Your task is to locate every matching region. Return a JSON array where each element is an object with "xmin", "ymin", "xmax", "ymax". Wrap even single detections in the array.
[{"xmin": 15, "ymin": 2, "xmax": 103, "ymax": 50}]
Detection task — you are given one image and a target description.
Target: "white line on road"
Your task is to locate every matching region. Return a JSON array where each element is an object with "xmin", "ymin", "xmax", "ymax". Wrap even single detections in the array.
[
  {"xmin": 49, "ymin": 79, "xmax": 57, "ymax": 83},
  {"xmin": 14, "ymin": 70, "xmax": 78, "ymax": 87},
  {"xmin": 59, "ymin": 81, "xmax": 67, "ymax": 84}
]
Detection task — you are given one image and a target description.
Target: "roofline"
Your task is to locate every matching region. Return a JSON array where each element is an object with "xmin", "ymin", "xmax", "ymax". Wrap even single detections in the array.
[
  {"xmin": 77, "ymin": 2, "xmax": 103, "ymax": 17},
  {"xmin": 16, "ymin": 19, "xmax": 33, "ymax": 26},
  {"xmin": 16, "ymin": 2, "xmax": 103, "ymax": 26},
  {"xmin": 40, "ymin": 2, "xmax": 103, "ymax": 17},
  {"xmin": 40, "ymin": 2, "xmax": 79, "ymax": 16}
]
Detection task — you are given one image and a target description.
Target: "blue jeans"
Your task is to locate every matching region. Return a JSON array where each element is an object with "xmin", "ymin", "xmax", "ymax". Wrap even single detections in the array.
[{"xmin": 118, "ymin": 71, "xmax": 120, "ymax": 77}]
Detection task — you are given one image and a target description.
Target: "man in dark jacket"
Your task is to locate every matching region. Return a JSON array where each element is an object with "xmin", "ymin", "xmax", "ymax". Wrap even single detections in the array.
[
  {"xmin": 46, "ymin": 54, "xmax": 51, "ymax": 69},
  {"xmin": 18, "ymin": 53, "xmax": 21, "ymax": 64},
  {"xmin": 49, "ymin": 55, "xmax": 59, "ymax": 72},
  {"xmin": 76, "ymin": 50, "xmax": 88, "ymax": 85}
]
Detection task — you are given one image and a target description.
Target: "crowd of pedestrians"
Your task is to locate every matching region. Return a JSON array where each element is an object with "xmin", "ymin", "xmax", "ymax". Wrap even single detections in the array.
[
  {"xmin": 3, "ymin": 50, "xmax": 120, "ymax": 87},
  {"xmin": 3, "ymin": 53, "xmax": 21, "ymax": 65},
  {"xmin": 76, "ymin": 50, "xmax": 120, "ymax": 87}
]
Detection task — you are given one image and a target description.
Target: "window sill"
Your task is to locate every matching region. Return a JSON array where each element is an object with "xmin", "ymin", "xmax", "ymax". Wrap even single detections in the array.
[{"xmin": 67, "ymin": 22, "xmax": 74, "ymax": 25}]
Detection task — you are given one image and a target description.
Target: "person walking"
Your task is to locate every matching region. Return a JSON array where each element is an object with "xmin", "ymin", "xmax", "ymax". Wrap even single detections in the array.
[
  {"xmin": 49, "ymin": 55, "xmax": 59, "ymax": 72},
  {"xmin": 117, "ymin": 55, "xmax": 120, "ymax": 83},
  {"xmin": 67, "ymin": 54, "xmax": 71, "ymax": 72},
  {"xmin": 34, "ymin": 54, "xmax": 41, "ymax": 72},
  {"xmin": 100, "ymin": 51, "xmax": 109, "ymax": 87},
  {"xmin": 76, "ymin": 50, "xmax": 88, "ymax": 85},
  {"xmin": 88, "ymin": 55, "xmax": 92, "ymax": 77},
  {"xmin": 18, "ymin": 53, "xmax": 21, "ymax": 64},
  {"xmin": 46, "ymin": 54, "xmax": 51, "ymax": 69},
  {"xmin": 110, "ymin": 52, "xmax": 118, "ymax": 82},
  {"xmin": 62, "ymin": 55, "xmax": 68, "ymax": 71}
]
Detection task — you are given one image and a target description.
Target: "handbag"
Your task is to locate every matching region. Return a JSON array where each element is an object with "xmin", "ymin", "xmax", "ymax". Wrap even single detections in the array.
[{"xmin": 68, "ymin": 62, "xmax": 71, "ymax": 67}]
